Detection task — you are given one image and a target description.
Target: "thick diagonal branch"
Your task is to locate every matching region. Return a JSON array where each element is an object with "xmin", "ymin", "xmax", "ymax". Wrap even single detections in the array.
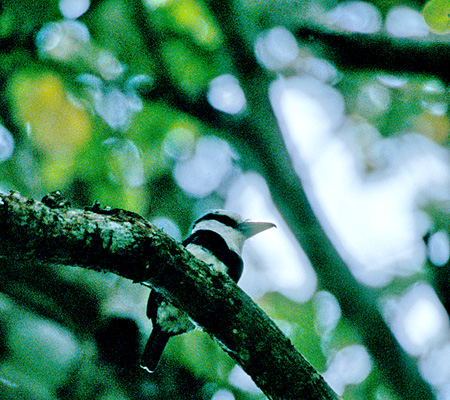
[{"xmin": 0, "ymin": 191, "xmax": 339, "ymax": 400}]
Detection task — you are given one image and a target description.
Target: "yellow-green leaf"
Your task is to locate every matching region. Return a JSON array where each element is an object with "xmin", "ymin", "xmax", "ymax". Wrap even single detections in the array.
[{"xmin": 423, "ymin": 0, "xmax": 450, "ymax": 34}]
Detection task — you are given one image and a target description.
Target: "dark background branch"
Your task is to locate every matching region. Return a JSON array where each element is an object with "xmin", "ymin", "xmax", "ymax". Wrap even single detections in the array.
[
  {"xmin": 295, "ymin": 25, "xmax": 450, "ymax": 83},
  {"xmin": 130, "ymin": 0, "xmax": 436, "ymax": 397}
]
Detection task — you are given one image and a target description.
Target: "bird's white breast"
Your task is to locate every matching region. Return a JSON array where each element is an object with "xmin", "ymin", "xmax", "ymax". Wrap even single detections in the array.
[{"xmin": 186, "ymin": 243, "xmax": 228, "ymax": 274}]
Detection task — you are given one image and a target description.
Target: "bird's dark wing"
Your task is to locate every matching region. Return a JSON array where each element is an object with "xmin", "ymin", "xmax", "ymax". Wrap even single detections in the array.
[
  {"xmin": 146, "ymin": 290, "xmax": 162, "ymax": 322},
  {"xmin": 142, "ymin": 290, "xmax": 171, "ymax": 372},
  {"xmin": 140, "ymin": 325, "xmax": 171, "ymax": 373}
]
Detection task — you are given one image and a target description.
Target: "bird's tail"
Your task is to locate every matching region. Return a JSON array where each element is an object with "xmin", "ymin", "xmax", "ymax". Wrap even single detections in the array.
[{"xmin": 140, "ymin": 327, "xmax": 171, "ymax": 373}]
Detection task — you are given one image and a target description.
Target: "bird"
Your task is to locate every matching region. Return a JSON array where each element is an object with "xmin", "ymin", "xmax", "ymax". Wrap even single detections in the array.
[{"xmin": 140, "ymin": 210, "xmax": 275, "ymax": 373}]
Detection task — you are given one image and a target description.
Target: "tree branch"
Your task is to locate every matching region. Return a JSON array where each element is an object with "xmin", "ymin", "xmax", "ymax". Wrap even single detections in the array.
[
  {"xmin": 0, "ymin": 191, "xmax": 340, "ymax": 400},
  {"xmin": 294, "ymin": 25, "xmax": 450, "ymax": 83}
]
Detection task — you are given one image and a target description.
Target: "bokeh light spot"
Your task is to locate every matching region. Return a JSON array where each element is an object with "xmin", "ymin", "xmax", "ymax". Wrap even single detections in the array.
[
  {"xmin": 325, "ymin": 1, "xmax": 382, "ymax": 33},
  {"xmin": 385, "ymin": 7, "xmax": 429, "ymax": 37},
  {"xmin": 207, "ymin": 74, "xmax": 246, "ymax": 115},
  {"xmin": 36, "ymin": 20, "xmax": 90, "ymax": 61},
  {"xmin": 174, "ymin": 136, "xmax": 236, "ymax": 197},
  {"xmin": 323, "ymin": 345, "xmax": 372, "ymax": 395},
  {"xmin": 59, "ymin": 0, "xmax": 90, "ymax": 19},
  {"xmin": 427, "ymin": 231, "xmax": 450, "ymax": 266},
  {"xmin": 385, "ymin": 283, "xmax": 450, "ymax": 356},
  {"xmin": 254, "ymin": 26, "xmax": 299, "ymax": 70},
  {"xmin": 102, "ymin": 138, "xmax": 145, "ymax": 187},
  {"xmin": 313, "ymin": 291, "xmax": 341, "ymax": 335},
  {"xmin": 0, "ymin": 125, "xmax": 15, "ymax": 162}
]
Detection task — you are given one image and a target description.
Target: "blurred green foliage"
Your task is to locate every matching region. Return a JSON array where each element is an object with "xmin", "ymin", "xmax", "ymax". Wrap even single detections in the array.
[{"xmin": 0, "ymin": 0, "xmax": 449, "ymax": 399}]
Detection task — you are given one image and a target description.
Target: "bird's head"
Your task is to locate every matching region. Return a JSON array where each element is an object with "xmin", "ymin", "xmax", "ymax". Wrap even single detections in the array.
[{"xmin": 192, "ymin": 210, "xmax": 275, "ymax": 254}]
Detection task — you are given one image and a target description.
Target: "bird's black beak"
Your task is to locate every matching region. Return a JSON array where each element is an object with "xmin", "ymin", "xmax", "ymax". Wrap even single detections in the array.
[{"xmin": 238, "ymin": 221, "xmax": 276, "ymax": 238}]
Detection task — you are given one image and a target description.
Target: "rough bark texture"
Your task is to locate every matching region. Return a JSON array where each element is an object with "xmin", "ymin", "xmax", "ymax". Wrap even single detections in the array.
[{"xmin": 0, "ymin": 191, "xmax": 340, "ymax": 400}]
